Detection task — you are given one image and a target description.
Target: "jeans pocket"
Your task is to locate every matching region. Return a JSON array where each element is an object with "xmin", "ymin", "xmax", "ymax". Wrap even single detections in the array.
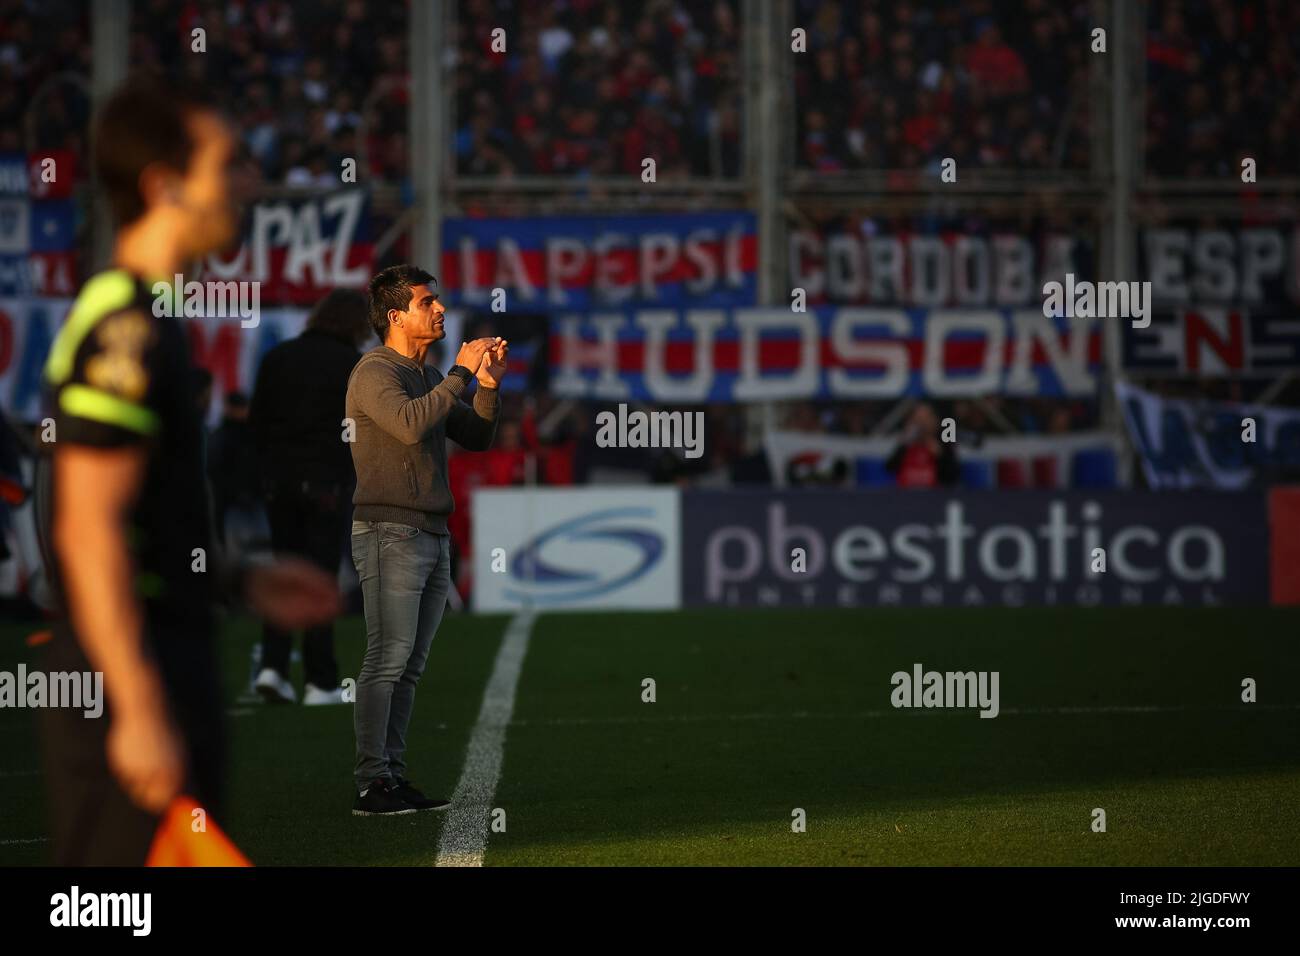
[{"xmin": 378, "ymin": 522, "xmax": 421, "ymax": 545}]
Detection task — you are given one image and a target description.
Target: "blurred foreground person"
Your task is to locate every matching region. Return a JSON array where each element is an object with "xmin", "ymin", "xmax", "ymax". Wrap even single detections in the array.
[
  {"xmin": 249, "ymin": 289, "xmax": 369, "ymax": 705},
  {"xmin": 38, "ymin": 77, "xmax": 340, "ymax": 865}
]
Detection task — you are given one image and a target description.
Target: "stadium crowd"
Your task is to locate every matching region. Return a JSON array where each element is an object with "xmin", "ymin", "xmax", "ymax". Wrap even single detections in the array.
[
  {"xmin": 454, "ymin": 0, "xmax": 743, "ymax": 179},
  {"xmin": 1145, "ymin": 0, "xmax": 1300, "ymax": 179},
  {"xmin": 791, "ymin": 0, "xmax": 1093, "ymax": 172},
  {"xmin": 4, "ymin": 0, "xmax": 1298, "ymax": 184}
]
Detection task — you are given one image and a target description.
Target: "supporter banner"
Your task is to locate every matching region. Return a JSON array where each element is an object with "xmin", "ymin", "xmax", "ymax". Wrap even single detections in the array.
[
  {"xmin": 0, "ymin": 152, "xmax": 79, "ymax": 296},
  {"xmin": 1123, "ymin": 308, "xmax": 1300, "ymax": 376},
  {"xmin": 1139, "ymin": 225, "xmax": 1300, "ymax": 307},
  {"xmin": 764, "ymin": 429, "xmax": 1125, "ymax": 489},
  {"xmin": 0, "ymin": 297, "xmax": 466, "ymax": 424},
  {"xmin": 681, "ymin": 489, "xmax": 1267, "ymax": 608},
  {"xmin": 551, "ymin": 307, "xmax": 1100, "ymax": 401},
  {"xmin": 199, "ymin": 189, "xmax": 373, "ymax": 306},
  {"xmin": 0, "ymin": 297, "xmax": 72, "ymax": 419},
  {"xmin": 0, "ymin": 300, "xmax": 318, "ymax": 422},
  {"xmin": 441, "ymin": 212, "xmax": 757, "ymax": 309},
  {"xmin": 1116, "ymin": 380, "xmax": 1300, "ymax": 490},
  {"xmin": 0, "ymin": 198, "xmax": 28, "ymax": 255},
  {"xmin": 0, "ymin": 250, "xmax": 77, "ymax": 296},
  {"xmin": 472, "ymin": 487, "xmax": 680, "ymax": 611},
  {"xmin": 788, "ymin": 227, "xmax": 1093, "ymax": 308},
  {"xmin": 0, "ymin": 152, "xmax": 75, "ymax": 200}
]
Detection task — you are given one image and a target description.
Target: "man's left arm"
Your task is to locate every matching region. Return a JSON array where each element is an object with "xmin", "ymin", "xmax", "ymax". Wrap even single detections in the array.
[
  {"xmin": 445, "ymin": 382, "xmax": 500, "ymax": 451},
  {"xmin": 446, "ymin": 338, "xmax": 507, "ymax": 451}
]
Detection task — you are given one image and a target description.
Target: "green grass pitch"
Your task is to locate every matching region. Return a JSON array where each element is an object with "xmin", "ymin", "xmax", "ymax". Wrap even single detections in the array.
[{"xmin": 2, "ymin": 606, "xmax": 1297, "ymax": 866}]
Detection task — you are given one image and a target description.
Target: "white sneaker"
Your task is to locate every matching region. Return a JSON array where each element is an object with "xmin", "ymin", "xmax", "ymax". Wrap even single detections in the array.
[
  {"xmin": 303, "ymin": 683, "xmax": 348, "ymax": 706},
  {"xmin": 254, "ymin": 667, "xmax": 297, "ymax": 704}
]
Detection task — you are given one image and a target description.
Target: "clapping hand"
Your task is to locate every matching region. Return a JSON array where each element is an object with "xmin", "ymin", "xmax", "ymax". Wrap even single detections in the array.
[{"xmin": 475, "ymin": 337, "xmax": 509, "ymax": 389}]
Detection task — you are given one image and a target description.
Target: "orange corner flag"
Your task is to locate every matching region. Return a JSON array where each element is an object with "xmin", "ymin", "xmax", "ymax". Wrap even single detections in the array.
[{"xmin": 146, "ymin": 796, "xmax": 252, "ymax": 867}]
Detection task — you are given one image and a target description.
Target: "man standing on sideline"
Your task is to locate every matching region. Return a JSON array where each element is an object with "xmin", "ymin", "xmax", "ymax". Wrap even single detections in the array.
[
  {"xmin": 346, "ymin": 264, "xmax": 507, "ymax": 816},
  {"xmin": 250, "ymin": 289, "xmax": 370, "ymax": 705},
  {"xmin": 38, "ymin": 77, "xmax": 340, "ymax": 864}
]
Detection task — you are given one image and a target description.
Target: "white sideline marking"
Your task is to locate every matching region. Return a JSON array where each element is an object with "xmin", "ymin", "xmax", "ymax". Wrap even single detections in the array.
[
  {"xmin": 434, "ymin": 611, "xmax": 535, "ymax": 868},
  {"xmin": 0, "ymin": 837, "xmax": 47, "ymax": 845},
  {"xmin": 508, "ymin": 702, "xmax": 1300, "ymax": 728}
]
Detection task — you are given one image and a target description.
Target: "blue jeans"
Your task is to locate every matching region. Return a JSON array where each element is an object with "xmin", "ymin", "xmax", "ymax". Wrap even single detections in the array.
[{"xmin": 350, "ymin": 520, "xmax": 451, "ymax": 790}]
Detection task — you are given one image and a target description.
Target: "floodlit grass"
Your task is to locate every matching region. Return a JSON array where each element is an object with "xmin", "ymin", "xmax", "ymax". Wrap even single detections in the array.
[{"xmin": 2, "ymin": 606, "xmax": 1297, "ymax": 866}]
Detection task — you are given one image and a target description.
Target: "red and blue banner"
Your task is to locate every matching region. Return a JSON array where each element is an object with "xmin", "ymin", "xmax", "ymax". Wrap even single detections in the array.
[
  {"xmin": 441, "ymin": 212, "xmax": 758, "ymax": 309},
  {"xmin": 550, "ymin": 307, "xmax": 1102, "ymax": 401},
  {"xmin": 1123, "ymin": 308, "xmax": 1300, "ymax": 376},
  {"xmin": 200, "ymin": 189, "xmax": 373, "ymax": 306},
  {"xmin": 0, "ymin": 152, "xmax": 79, "ymax": 297}
]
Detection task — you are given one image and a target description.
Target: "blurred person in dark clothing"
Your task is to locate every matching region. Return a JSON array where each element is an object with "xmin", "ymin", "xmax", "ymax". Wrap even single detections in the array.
[
  {"xmin": 38, "ymin": 77, "xmax": 338, "ymax": 865},
  {"xmin": 249, "ymin": 289, "xmax": 369, "ymax": 705},
  {"xmin": 886, "ymin": 402, "xmax": 959, "ymax": 489},
  {"xmin": 207, "ymin": 391, "xmax": 265, "ymax": 553}
]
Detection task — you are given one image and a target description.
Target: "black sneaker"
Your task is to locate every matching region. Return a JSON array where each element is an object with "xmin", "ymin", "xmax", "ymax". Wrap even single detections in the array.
[
  {"xmin": 392, "ymin": 777, "xmax": 451, "ymax": 811},
  {"xmin": 353, "ymin": 778, "xmax": 417, "ymax": 816}
]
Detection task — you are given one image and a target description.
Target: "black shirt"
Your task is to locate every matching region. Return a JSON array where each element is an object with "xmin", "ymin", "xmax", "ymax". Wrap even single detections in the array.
[
  {"xmin": 249, "ymin": 328, "xmax": 360, "ymax": 487},
  {"xmin": 43, "ymin": 269, "xmax": 215, "ymax": 634}
]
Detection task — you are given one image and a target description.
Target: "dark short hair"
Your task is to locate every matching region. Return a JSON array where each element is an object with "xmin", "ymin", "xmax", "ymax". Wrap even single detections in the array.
[
  {"xmin": 94, "ymin": 75, "xmax": 216, "ymax": 228},
  {"xmin": 306, "ymin": 288, "xmax": 370, "ymax": 346},
  {"xmin": 367, "ymin": 265, "xmax": 435, "ymax": 342}
]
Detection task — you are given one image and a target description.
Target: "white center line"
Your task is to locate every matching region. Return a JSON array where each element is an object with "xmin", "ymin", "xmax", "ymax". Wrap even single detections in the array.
[{"xmin": 434, "ymin": 611, "xmax": 535, "ymax": 867}]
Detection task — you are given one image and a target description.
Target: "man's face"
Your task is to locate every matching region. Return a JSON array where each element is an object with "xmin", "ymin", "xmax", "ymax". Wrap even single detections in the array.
[
  {"xmin": 395, "ymin": 282, "xmax": 446, "ymax": 343},
  {"xmin": 178, "ymin": 110, "xmax": 239, "ymax": 256}
]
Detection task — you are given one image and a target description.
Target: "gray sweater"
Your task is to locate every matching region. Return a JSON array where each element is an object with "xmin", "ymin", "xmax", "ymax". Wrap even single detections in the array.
[{"xmin": 345, "ymin": 345, "xmax": 500, "ymax": 533}]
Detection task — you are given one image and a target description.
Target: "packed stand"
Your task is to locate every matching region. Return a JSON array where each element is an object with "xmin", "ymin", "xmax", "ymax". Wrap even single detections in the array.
[
  {"xmin": 792, "ymin": 0, "xmax": 1093, "ymax": 172},
  {"xmin": 454, "ymin": 0, "xmax": 743, "ymax": 179},
  {"xmin": 1145, "ymin": 0, "xmax": 1300, "ymax": 179}
]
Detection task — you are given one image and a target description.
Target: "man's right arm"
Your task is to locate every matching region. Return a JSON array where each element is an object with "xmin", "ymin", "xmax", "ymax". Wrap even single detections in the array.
[
  {"xmin": 351, "ymin": 340, "xmax": 493, "ymax": 445},
  {"xmin": 55, "ymin": 444, "xmax": 184, "ymax": 813},
  {"xmin": 351, "ymin": 360, "xmax": 471, "ymax": 445}
]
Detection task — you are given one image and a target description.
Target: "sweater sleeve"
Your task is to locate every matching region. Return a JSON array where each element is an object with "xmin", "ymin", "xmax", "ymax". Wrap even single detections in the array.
[
  {"xmin": 445, "ymin": 383, "xmax": 501, "ymax": 451},
  {"xmin": 350, "ymin": 358, "xmax": 470, "ymax": 445}
]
